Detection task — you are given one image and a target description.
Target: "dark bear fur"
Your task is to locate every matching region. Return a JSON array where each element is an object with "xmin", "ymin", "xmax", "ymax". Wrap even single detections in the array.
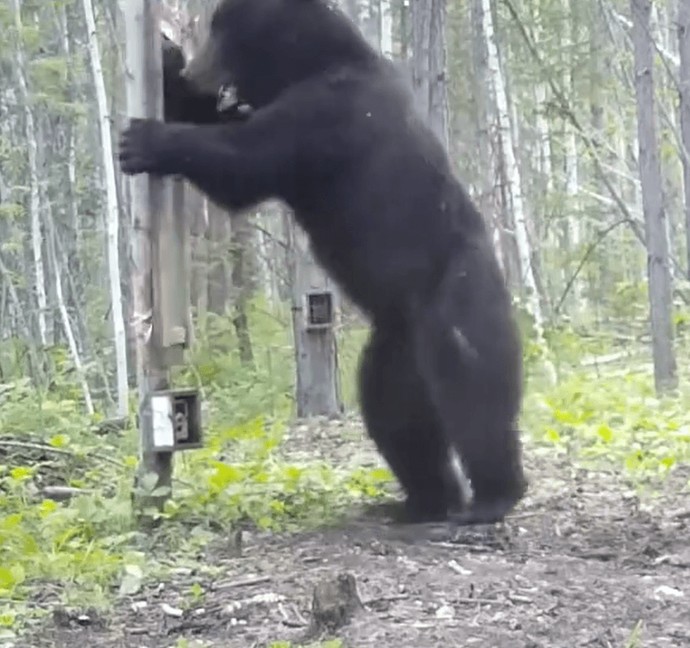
[
  {"xmin": 162, "ymin": 34, "xmax": 252, "ymax": 123},
  {"xmin": 120, "ymin": 0, "xmax": 527, "ymax": 525}
]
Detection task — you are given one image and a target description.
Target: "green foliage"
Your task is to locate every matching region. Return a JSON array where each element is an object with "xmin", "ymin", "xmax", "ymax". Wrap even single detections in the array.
[
  {"xmin": 333, "ymin": 324, "xmax": 369, "ymax": 408},
  {"xmin": 624, "ymin": 620, "xmax": 645, "ymax": 648},
  {"xmin": 0, "ymin": 397, "xmax": 389, "ymax": 634},
  {"xmin": 0, "ymin": 339, "xmax": 32, "ymax": 380},
  {"xmin": 0, "ymin": 479, "xmax": 137, "ymax": 598},
  {"xmin": 527, "ymin": 367, "xmax": 690, "ymax": 482},
  {"xmin": 674, "ymin": 308, "xmax": 690, "ymax": 337},
  {"xmin": 1, "ymin": 305, "xmax": 688, "ymax": 638},
  {"xmin": 0, "ymin": 202, "xmax": 23, "ymax": 223},
  {"xmin": 29, "ymin": 56, "xmax": 72, "ymax": 108},
  {"xmin": 175, "ymin": 305, "xmax": 295, "ymax": 422},
  {"xmin": 0, "ymin": 377, "xmax": 87, "ymax": 437},
  {"xmin": 608, "ymin": 281, "xmax": 649, "ymax": 320},
  {"xmin": 0, "ymin": 306, "xmax": 392, "ymax": 634},
  {"xmin": 159, "ymin": 415, "xmax": 390, "ymax": 533}
]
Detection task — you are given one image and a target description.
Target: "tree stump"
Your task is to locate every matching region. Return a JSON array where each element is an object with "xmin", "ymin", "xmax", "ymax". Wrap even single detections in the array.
[{"xmin": 310, "ymin": 572, "xmax": 362, "ymax": 634}]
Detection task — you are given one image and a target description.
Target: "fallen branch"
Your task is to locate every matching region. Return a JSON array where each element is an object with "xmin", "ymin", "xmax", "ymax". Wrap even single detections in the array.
[
  {"xmin": 42, "ymin": 486, "xmax": 93, "ymax": 501},
  {"xmin": 213, "ymin": 575, "xmax": 272, "ymax": 590},
  {"xmin": 581, "ymin": 351, "xmax": 631, "ymax": 367},
  {"xmin": 0, "ymin": 438, "xmax": 125, "ymax": 469},
  {"xmin": 0, "ymin": 438, "xmax": 203, "ymax": 489}
]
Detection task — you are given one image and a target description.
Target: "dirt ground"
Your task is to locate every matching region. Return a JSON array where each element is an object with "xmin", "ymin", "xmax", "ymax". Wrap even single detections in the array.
[{"xmin": 25, "ymin": 417, "xmax": 690, "ymax": 648}]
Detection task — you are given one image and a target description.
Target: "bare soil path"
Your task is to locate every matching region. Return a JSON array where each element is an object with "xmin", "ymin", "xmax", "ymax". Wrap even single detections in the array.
[{"xmin": 27, "ymin": 418, "xmax": 690, "ymax": 647}]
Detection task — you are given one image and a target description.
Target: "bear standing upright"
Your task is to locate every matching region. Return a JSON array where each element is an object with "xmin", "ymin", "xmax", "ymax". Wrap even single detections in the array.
[{"xmin": 119, "ymin": 0, "xmax": 527, "ymax": 525}]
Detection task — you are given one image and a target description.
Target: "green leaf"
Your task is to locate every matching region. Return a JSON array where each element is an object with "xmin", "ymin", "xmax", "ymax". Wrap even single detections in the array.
[
  {"xmin": 0, "ymin": 609, "xmax": 17, "ymax": 628},
  {"xmin": 138, "ymin": 472, "xmax": 160, "ymax": 494},
  {"xmin": 48, "ymin": 434, "xmax": 69, "ymax": 448},
  {"xmin": 552, "ymin": 409, "xmax": 580, "ymax": 425},
  {"xmin": 188, "ymin": 582, "xmax": 204, "ymax": 600},
  {"xmin": 597, "ymin": 424, "xmax": 614, "ymax": 443},
  {"xmin": 119, "ymin": 564, "xmax": 144, "ymax": 596},
  {"xmin": 624, "ymin": 451, "xmax": 644, "ymax": 471},
  {"xmin": 150, "ymin": 485, "xmax": 172, "ymax": 499},
  {"xmin": 659, "ymin": 456, "xmax": 676, "ymax": 470},
  {"xmin": 9, "ymin": 466, "xmax": 33, "ymax": 482},
  {"xmin": 39, "ymin": 500, "xmax": 58, "ymax": 517},
  {"xmin": 0, "ymin": 564, "xmax": 25, "ymax": 592},
  {"xmin": 545, "ymin": 427, "xmax": 562, "ymax": 444},
  {"xmin": 210, "ymin": 462, "xmax": 242, "ymax": 490},
  {"xmin": 284, "ymin": 466, "xmax": 303, "ymax": 481}
]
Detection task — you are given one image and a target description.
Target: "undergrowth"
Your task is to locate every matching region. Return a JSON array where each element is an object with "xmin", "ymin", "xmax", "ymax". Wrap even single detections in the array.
[{"xmin": 0, "ymin": 303, "xmax": 689, "ymax": 640}]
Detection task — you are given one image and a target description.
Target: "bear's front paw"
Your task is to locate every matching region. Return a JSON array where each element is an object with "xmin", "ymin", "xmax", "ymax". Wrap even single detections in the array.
[{"xmin": 119, "ymin": 118, "xmax": 169, "ymax": 176}]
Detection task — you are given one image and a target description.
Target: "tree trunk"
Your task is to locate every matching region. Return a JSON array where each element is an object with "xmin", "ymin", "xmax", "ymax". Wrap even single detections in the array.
[
  {"xmin": 207, "ymin": 202, "xmax": 230, "ymax": 315},
  {"xmin": 470, "ymin": 0, "xmax": 506, "ymax": 273},
  {"xmin": 286, "ymin": 213, "xmax": 342, "ymax": 418},
  {"xmin": 230, "ymin": 215, "xmax": 255, "ymax": 367},
  {"xmin": 379, "ymin": 0, "xmax": 393, "ymax": 57},
  {"xmin": 678, "ymin": 0, "xmax": 690, "ymax": 280},
  {"xmin": 480, "ymin": 0, "xmax": 554, "ymax": 382},
  {"xmin": 124, "ymin": 0, "xmax": 174, "ymax": 512},
  {"xmin": 410, "ymin": 0, "xmax": 449, "ymax": 146},
  {"xmin": 12, "ymin": 0, "xmax": 49, "ymax": 347},
  {"xmin": 44, "ymin": 199, "xmax": 94, "ymax": 414},
  {"xmin": 631, "ymin": 0, "xmax": 677, "ymax": 393},
  {"xmin": 82, "ymin": 0, "xmax": 129, "ymax": 417},
  {"xmin": 560, "ymin": 0, "xmax": 583, "ymax": 316}
]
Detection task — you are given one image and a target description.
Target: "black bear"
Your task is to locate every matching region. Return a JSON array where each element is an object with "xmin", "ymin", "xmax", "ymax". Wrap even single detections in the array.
[
  {"xmin": 120, "ymin": 0, "xmax": 527, "ymax": 525},
  {"xmin": 162, "ymin": 34, "xmax": 252, "ymax": 123}
]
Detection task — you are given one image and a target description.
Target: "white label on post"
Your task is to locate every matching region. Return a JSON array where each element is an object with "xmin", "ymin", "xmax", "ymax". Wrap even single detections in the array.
[{"xmin": 151, "ymin": 395, "xmax": 174, "ymax": 449}]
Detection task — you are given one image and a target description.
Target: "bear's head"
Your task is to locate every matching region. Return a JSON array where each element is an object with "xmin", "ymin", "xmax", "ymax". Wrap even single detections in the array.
[{"xmin": 181, "ymin": 0, "xmax": 375, "ymax": 108}]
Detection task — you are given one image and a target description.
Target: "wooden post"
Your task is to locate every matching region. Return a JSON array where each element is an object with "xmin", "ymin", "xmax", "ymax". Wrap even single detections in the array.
[
  {"xmin": 124, "ymin": 0, "xmax": 175, "ymax": 514},
  {"xmin": 286, "ymin": 215, "xmax": 343, "ymax": 418}
]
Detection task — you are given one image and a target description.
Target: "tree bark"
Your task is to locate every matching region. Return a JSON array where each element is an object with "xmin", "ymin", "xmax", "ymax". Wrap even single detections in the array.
[
  {"xmin": 678, "ymin": 0, "xmax": 690, "ymax": 279},
  {"xmin": 286, "ymin": 213, "xmax": 342, "ymax": 418},
  {"xmin": 124, "ymin": 0, "xmax": 174, "ymax": 512},
  {"xmin": 82, "ymin": 0, "xmax": 129, "ymax": 417},
  {"xmin": 12, "ymin": 0, "xmax": 49, "ymax": 347},
  {"xmin": 207, "ymin": 202, "xmax": 230, "ymax": 315},
  {"xmin": 410, "ymin": 0, "xmax": 449, "ymax": 146},
  {"xmin": 230, "ymin": 215, "xmax": 255, "ymax": 367},
  {"xmin": 631, "ymin": 0, "xmax": 677, "ymax": 393}
]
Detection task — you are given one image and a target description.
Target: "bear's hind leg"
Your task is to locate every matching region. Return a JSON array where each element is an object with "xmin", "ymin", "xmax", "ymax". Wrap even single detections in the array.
[
  {"xmin": 358, "ymin": 327, "xmax": 466, "ymax": 523},
  {"xmin": 411, "ymin": 261, "xmax": 528, "ymax": 525}
]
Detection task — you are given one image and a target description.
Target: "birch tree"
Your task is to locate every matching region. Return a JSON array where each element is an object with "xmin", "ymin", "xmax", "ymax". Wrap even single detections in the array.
[
  {"xmin": 11, "ymin": 0, "xmax": 49, "ymax": 347},
  {"xmin": 82, "ymin": 0, "xmax": 129, "ymax": 416},
  {"xmin": 410, "ymin": 0, "xmax": 449, "ymax": 145},
  {"xmin": 379, "ymin": 0, "xmax": 393, "ymax": 57},
  {"xmin": 44, "ymin": 203, "xmax": 95, "ymax": 414},
  {"xmin": 560, "ymin": 0, "xmax": 583, "ymax": 312},
  {"xmin": 470, "ymin": 0, "xmax": 508, "ymax": 273},
  {"xmin": 479, "ymin": 0, "xmax": 553, "ymax": 380},
  {"xmin": 230, "ymin": 216, "xmax": 256, "ymax": 367},
  {"xmin": 631, "ymin": 0, "xmax": 677, "ymax": 393},
  {"xmin": 679, "ymin": 0, "xmax": 690, "ymax": 279}
]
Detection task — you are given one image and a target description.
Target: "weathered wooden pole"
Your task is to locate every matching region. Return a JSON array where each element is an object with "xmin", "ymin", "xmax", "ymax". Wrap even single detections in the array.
[
  {"xmin": 285, "ymin": 215, "xmax": 343, "ymax": 418},
  {"xmin": 123, "ymin": 0, "xmax": 176, "ymax": 514}
]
